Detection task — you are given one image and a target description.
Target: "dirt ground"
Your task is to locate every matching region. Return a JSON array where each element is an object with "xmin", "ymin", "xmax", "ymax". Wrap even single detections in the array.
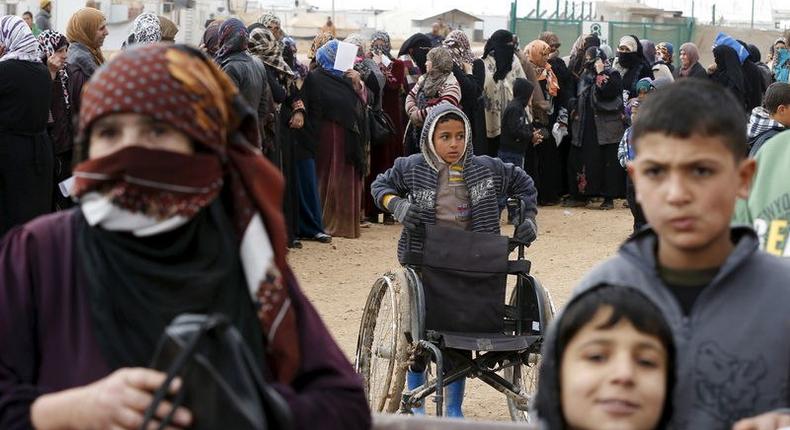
[{"xmin": 288, "ymin": 203, "xmax": 633, "ymax": 421}]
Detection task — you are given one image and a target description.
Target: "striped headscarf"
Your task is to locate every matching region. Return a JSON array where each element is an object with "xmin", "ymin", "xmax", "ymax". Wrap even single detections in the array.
[
  {"xmin": 443, "ymin": 29, "xmax": 474, "ymax": 67},
  {"xmin": 0, "ymin": 15, "xmax": 42, "ymax": 63},
  {"xmin": 76, "ymin": 44, "xmax": 301, "ymax": 383}
]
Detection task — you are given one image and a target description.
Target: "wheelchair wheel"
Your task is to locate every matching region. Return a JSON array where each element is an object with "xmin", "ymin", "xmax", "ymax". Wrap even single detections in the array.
[
  {"xmin": 504, "ymin": 276, "xmax": 556, "ymax": 422},
  {"xmin": 354, "ymin": 273, "xmax": 409, "ymax": 413}
]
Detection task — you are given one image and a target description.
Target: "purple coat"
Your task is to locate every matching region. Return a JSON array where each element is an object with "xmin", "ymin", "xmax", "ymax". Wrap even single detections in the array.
[{"xmin": 0, "ymin": 210, "xmax": 371, "ymax": 429}]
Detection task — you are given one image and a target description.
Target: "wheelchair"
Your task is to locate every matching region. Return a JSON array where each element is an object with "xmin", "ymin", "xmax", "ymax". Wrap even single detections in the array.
[{"xmin": 354, "ymin": 201, "xmax": 556, "ymax": 422}]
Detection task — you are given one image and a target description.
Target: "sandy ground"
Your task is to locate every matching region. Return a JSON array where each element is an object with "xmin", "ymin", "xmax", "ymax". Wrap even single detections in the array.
[{"xmin": 288, "ymin": 203, "xmax": 633, "ymax": 421}]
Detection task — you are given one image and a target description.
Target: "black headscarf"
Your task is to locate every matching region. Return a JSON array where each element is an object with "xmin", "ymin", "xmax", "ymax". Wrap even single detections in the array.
[
  {"xmin": 737, "ymin": 40, "xmax": 767, "ymax": 112},
  {"xmin": 483, "ymin": 29, "xmax": 516, "ymax": 82},
  {"xmin": 398, "ymin": 33, "xmax": 432, "ymax": 74},
  {"xmin": 711, "ymin": 45, "xmax": 746, "ymax": 108},
  {"xmin": 78, "ymin": 201, "xmax": 265, "ymax": 369},
  {"xmin": 617, "ymin": 35, "xmax": 653, "ymax": 98}
]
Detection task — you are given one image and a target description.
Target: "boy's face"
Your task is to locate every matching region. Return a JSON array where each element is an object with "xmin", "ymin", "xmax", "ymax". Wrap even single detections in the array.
[
  {"xmin": 432, "ymin": 119, "xmax": 466, "ymax": 164},
  {"xmin": 629, "ymin": 133, "xmax": 755, "ymax": 267},
  {"xmin": 561, "ymin": 307, "xmax": 667, "ymax": 430}
]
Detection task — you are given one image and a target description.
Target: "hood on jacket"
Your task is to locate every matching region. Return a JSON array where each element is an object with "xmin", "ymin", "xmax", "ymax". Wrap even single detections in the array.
[
  {"xmin": 419, "ymin": 103, "xmax": 473, "ymax": 172},
  {"xmin": 747, "ymin": 106, "xmax": 784, "ymax": 139},
  {"xmin": 512, "ymin": 77, "xmax": 534, "ymax": 106},
  {"xmin": 534, "ymin": 283, "xmax": 676, "ymax": 429}
]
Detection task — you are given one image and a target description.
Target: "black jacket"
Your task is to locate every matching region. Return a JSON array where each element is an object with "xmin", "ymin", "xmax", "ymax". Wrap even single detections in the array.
[
  {"xmin": 499, "ymin": 78, "xmax": 535, "ymax": 154},
  {"xmin": 220, "ymin": 53, "xmax": 274, "ymax": 151}
]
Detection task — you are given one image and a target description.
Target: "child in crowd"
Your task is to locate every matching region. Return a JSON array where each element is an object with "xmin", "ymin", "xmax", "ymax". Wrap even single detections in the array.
[
  {"xmin": 618, "ymin": 98, "xmax": 647, "ymax": 233},
  {"xmin": 535, "ymin": 284, "xmax": 675, "ymax": 430},
  {"xmin": 371, "ymin": 102, "xmax": 538, "ymax": 417},
  {"xmin": 498, "ymin": 77, "xmax": 543, "ymax": 168},
  {"xmin": 574, "ymin": 79, "xmax": 790, "ymax": 429},
  {"xmin": 747, "ymin": 82, "xmax": 790, "ymax": 156}
]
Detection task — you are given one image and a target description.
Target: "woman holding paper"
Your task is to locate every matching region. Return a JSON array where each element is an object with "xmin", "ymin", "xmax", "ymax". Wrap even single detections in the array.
[{"xmin": 303, "ymin": 39, "xmax": 369, "ymax": 239}]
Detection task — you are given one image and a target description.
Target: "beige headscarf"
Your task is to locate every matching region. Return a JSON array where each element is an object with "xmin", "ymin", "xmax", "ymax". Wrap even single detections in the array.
[
  {"xmin": 158, "ymin": 16, "xmax": 178, "ymax": 42},
  {"xmin": 66, "ymin": 7, "xmax": 106, "ymax": 65}
]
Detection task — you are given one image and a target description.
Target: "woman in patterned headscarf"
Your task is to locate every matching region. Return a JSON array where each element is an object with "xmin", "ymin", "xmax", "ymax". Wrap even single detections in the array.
[
  {"xmin": 567, "ymin": 46, "xmax": 626, "ymax": 209},
  {"xmin": 128, "ymin": 12, "xmax": 160, "ymax": 45},
  {"xmin": 249, "ymin": 27, "xmax": 324, "ymax": 246},
  {"xmin": 308, "ymin": 31, "xmax": 334, "ymax": 69},
  {"xmin": 0, "ymin": 15, "xmax": 54, "ymax": 234},
  {"xmin": 524, "ymin": 39, "xmax": 563, "ymax": 205},
  {"xmin": 258, "ymin": 12, "xmax": 284, "ymax": 40},
  {"xmin": 363, "ymin": 30, "xmax": 408, "ymax": 224},
  {"xmin": 302, "ymin": 39, "xmax": 369, "ymax": 238},
  {"xmin": 214, "ymin": 19, "xmax": 274, "ymax": 172},
  {"xmin": 200, "ymin": 19, "xmax": 222, "ymax": 57},
  {"xmin": 38, "ymin": 29, "xmax": 75, "ymax": 210},
  {"xmin": 0, "ymin": 43, "xmax": 370, "ymax": 430}
]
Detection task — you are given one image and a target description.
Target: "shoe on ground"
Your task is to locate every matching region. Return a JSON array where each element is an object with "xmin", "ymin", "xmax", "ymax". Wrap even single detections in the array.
[
  {"xmin": 562, "ymin": 198, "xmax": 588, "ymax": 208},
  {"xmin": 313, "ymin": 233, "xmax": 332, "ymax": 243},
  {"xmin": 599, "ymin": 199, "xmax": 614, "ymax": 210},
  {"xmin": 288, "ymin": 239, "xmax": 303, "ymax": 249}
]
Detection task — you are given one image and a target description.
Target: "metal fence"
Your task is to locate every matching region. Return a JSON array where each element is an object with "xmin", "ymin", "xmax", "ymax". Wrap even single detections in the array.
[{"xmin": 512, "ymin": 17, "xmax": 694, "ymax": 63}]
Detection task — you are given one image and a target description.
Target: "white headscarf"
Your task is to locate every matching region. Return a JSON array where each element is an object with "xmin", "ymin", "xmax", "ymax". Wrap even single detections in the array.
[
  {"xmin": 0, "ymin": 15, "xmax": 42, "ymax": 63},
  {"xmin": 131, "ymin": 12, "xmax": 161, "ymax": 45}
]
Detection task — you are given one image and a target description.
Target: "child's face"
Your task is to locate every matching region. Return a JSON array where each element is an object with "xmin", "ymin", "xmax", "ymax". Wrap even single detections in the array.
[
  {"xmin": 629, "ymin": 133, "xmax": 755, "ymax": 267},
  {"xmin": 560, "ymin": 307, "xmax": 667, "ymax": 430},
  {"xmin": 432, "ymin": 119, "xmax": 466, "ymax": 164},
  {"xmin": 637, "ymin": 90, "xmax": 648, "ymax": 102}
]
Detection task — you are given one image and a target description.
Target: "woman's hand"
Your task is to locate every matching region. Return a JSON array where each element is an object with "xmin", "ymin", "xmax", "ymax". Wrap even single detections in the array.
[
  {"xmin": 532, "ymin": 129, "xmax": 543, "ymax": 146},
  {"xmin": 47, "ymin": 54, "xmax": 65, "ymax": 79},
  {"xmin": 344, "ymin": 69, "xmax": 362, "ymax": 86},
  {"xmin": 595, "ymin": 58, "xmax": 605, "ymax": 74},
  {"xmin": 289, "ymin": 111, "xmax": 305, "ymax": 129},
  {"xmin": 31, "ymin": 368, "xmax": 193, "ymax": 430}
]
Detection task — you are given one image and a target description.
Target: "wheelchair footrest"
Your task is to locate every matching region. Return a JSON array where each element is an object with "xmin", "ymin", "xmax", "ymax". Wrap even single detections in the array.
[{"xmin": 425, "ymin": 331, "xmax": 540, "ymax": 352}]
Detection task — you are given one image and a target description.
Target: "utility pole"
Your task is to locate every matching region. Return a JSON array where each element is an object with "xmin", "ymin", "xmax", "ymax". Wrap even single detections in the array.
[
  {"xmin": 332, "ymin": 0, "xmax": 335, "ymax": 23},
  {"xmin": 750, "ymin": 0, "xmax": 755, "ymax": 28}
]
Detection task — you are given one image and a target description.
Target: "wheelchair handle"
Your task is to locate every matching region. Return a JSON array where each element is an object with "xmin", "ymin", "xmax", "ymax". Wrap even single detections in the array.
[{"xmin": 506, "ymin": 198, "xmax": 527, "ymax": 259}]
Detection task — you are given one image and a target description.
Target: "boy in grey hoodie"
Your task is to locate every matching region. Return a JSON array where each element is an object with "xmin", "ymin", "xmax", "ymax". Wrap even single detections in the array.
[{"xmin": 573, "ymin": 79, "xmax": 790, "ymax": 429}]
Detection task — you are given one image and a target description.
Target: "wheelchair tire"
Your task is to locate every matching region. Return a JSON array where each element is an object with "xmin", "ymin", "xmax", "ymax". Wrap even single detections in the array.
[
  {"xmin": 354, "ymin": 273, "xmax": 409, "ymax": 413},
  {"xmin": 504, "ymin": 275, "xmax": 556, "ymax": 422}
]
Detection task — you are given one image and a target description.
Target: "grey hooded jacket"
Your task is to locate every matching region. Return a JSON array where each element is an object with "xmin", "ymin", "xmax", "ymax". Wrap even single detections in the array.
[
  {"xmin": 573, "ymin": 227, "xmax": 790, "ymax": 429},
  {"xmin": 371, "ymin": 103, "xmax": 538, "ymax": 264}
]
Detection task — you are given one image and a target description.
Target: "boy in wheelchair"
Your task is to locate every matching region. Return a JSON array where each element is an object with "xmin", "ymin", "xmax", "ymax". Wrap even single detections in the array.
[{"xmin": 371, "ymin": 103, "xmax": 539, "ymax": 417}]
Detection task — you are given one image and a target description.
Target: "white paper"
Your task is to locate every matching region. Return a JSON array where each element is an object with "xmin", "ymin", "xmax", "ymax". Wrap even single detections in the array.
[
  {"xmin": 381, "ymin": 55, "xmax": 392, "ymax": 67},
  {"xmin": 333, "ymin": 41, "xmax": 358, "ymax": 72},
  {"xmin": 58, "ymin": 176, "xmax": 75, "ymax": 197}
]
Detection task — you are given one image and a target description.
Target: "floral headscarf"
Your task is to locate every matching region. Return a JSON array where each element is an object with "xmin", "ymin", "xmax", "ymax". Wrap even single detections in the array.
[
  {"xmin": 526, "ymin": 40, "xmax": 559, "ymax": 97},
  {"xmin": 443, "ymin": 29, "xmax": 474, "ymax": 67},
  {"xmin": 257, "ymin": 12, "xmax": 282, "ymax": 40},
  {"xmin": 0, "ymin": 15, "xmax": 42, "ymax": 63},
  {"xmin": 214, "ymin": 18, "xmax": 248, "ymax": 64},
  {"xmin": 66, "ymin": 7, "xmax": 106, "ymax": 65},
  {"xmin": 369, "ymin": 31, "xmax": 392, "ymax": 58},
  {"xmin": 131, "ymin": 12, "xmax": 161, "ymax": 45},
  {"xmin": 309, "ymin": 31, "xmax": 334, "ymax": 60},
  {"xmin": 37, "ymin": 30, "xmax": 70, "ymax": 110},
  {"xmin": 249, "ymin": 27, "xmax": 293, "ymax": 77},
  {"xmin": 76, "ymin": 44, "xmax": 300, "ymax": 383}
]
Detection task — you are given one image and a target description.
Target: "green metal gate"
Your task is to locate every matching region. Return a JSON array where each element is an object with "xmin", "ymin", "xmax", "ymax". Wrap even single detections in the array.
[{"xmin": 512, "ymin": 17, "xmax": 694, "ymax": 63}]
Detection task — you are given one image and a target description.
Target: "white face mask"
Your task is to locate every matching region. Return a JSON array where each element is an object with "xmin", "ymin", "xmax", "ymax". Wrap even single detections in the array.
[{"xmin": 80, "ymin": 192, "xmax": 190, "ymax": 237}]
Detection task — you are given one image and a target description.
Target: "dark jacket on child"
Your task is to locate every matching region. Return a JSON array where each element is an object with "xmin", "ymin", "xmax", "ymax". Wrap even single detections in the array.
[{"xmin": 499, "ymin": 78, "xmax": 535, "ymax": 154}]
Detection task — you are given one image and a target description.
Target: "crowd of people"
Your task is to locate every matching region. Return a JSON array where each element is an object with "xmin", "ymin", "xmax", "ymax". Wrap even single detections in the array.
[{"xmin": 1, "ymin": 3, "xmax": 790, "ymax": 429}]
